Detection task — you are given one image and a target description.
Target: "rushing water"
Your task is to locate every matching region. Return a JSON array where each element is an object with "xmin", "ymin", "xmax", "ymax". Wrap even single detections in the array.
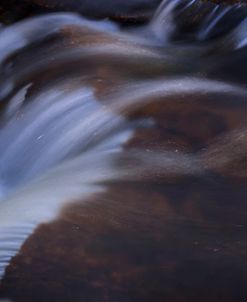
[{"xmin": 0, "ymin": 0, "xmax": 247, "ymax": 301}]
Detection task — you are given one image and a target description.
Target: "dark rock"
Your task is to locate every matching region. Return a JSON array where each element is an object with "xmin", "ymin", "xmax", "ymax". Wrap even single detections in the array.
[{"xmin": 0, "ymin": 0, "xmax": 162, "ymax": 24}]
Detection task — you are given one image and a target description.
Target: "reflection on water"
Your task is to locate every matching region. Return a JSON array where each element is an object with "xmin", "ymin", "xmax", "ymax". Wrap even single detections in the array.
[{"xmin": 0, "ymin": 0, "xmax": 247, "ymax": 301}]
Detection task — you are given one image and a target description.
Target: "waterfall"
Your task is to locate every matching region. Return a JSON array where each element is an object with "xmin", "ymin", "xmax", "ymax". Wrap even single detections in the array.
[{"xmin": 0, "ymin": 0, "xmax": 246, "ymax": 299}]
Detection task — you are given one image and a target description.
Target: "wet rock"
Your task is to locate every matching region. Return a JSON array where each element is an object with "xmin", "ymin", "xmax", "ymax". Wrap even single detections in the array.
[
  {"xmin": 0, "ymin": 0, "xmax": 162, "ymax": 25},
  {"xmin": 0, "ymin": 0, "xmax": 246, "ymax": 25},
  {"xmin": 1, "ymin": 179, "xmax": 247, "ymax": 302}
]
